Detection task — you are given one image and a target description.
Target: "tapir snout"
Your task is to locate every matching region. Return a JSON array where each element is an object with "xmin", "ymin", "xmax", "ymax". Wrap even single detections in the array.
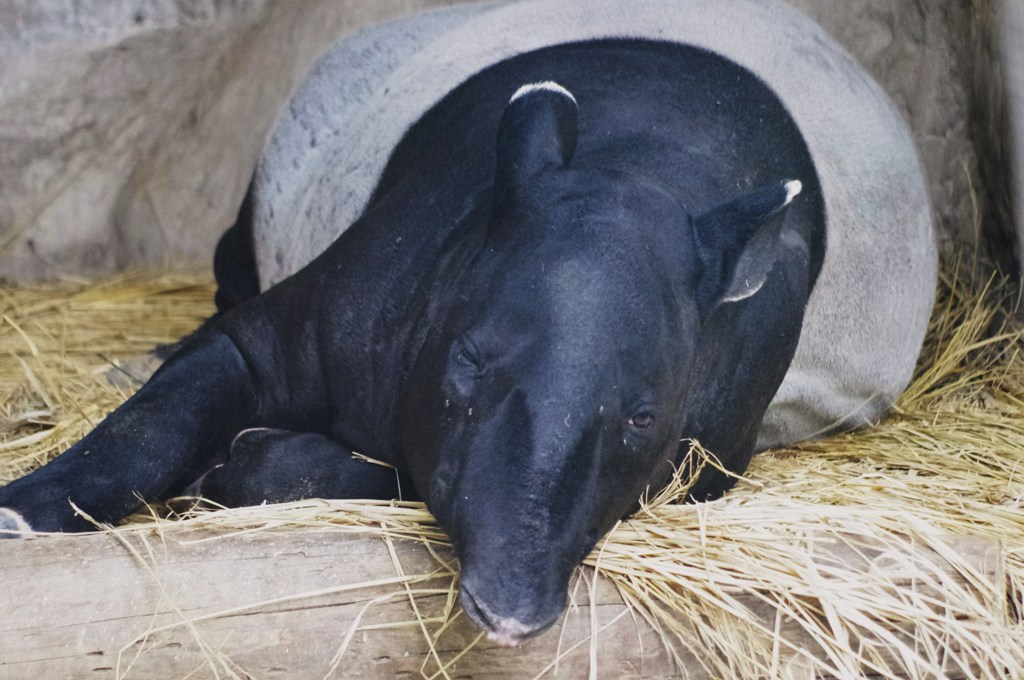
[
  {"xmin": 458, "ymin": 565, "xmax": 569, "ymax": 646},
  {"xmin": 432, "ymin": 386, "xmax": 618, "ymax": 645}
]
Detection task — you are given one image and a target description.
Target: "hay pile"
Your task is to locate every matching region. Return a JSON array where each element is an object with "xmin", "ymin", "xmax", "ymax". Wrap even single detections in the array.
[{"xmin": 1, "ymin": 267, "xmax": 1022, "ymax": 678}]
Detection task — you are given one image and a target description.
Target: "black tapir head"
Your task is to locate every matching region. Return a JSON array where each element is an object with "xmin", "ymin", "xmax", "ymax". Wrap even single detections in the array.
[{"xmin": 402, "ymin": 82, "xmax": 802, "ymax": 645}]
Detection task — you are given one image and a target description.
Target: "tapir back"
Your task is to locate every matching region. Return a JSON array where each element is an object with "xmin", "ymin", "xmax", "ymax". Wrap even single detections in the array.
[{"xmin": 250, "ymin": 0, "xmax": 936, "ymax": 449}]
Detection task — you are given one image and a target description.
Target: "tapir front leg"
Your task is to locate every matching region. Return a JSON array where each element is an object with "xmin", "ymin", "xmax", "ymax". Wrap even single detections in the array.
[
  {"xmin": 189, "ymin": 428, "xmax": 419, "ymax": 506},
  {"xmin": 0, "ymin": 331, "xmax": 259, "ymax": 534}
]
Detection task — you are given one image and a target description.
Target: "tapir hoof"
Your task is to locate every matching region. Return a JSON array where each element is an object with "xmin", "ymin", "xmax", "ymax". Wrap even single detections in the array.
[
  {"xmin": 0, "ymin": 507, "xmax": 34, "ymax": 539},
  {"xmin": 181, "ymin": 464, "xmax": 225, "ymax": 499},
  {"xmin": 105, "ymin": 350, "xmax": 166, "ymax": 389}
]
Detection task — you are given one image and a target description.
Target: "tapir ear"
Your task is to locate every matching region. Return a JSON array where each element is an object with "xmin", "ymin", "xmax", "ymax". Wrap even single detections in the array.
[
  {"xmin": 691, "ymin": 180, "xmax": 802, "ymax": 314},
  {"xmin": 495, "ymin": 81, "xmax": 579, "ymax": 196}
]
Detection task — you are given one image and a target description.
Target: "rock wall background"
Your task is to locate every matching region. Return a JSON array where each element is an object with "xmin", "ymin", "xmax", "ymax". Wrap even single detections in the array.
[
  {"xmin": 0, "ymin": 0, "xmax": 1020, "ymax": 281},
  {"xmin": 0, "ymin": 0, "xmax": 454, "ymax": 280},
  {"xmin": 792, "ymin": 0, "xmax": 1017, "ymax": 274}
]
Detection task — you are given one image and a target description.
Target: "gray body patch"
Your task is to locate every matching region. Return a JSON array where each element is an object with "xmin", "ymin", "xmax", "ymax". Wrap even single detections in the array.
[{"xmin": 251, "ymin": 0, "xmax": 937, "ymax": 450}]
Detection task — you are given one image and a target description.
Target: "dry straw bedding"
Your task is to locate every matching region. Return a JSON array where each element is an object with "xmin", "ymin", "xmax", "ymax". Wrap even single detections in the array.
[{"xmin": 0, "ymin": 266, "xmax": 1022, "ymax": 678}]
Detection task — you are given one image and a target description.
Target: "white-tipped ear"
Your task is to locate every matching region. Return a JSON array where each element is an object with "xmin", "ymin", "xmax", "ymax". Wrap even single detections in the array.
[
  {"xmin": 495, "ymin": 80, "xmax": 579, "ymax": 196},
  {"xmin": 692, "ymin": 180, "xmax": 802, "ymax": 315},
  {"xmin": 510, "ymin": 81, "xmax": 578, "ymax": 107},
  {"xmin": 784, "ymin": 179, "xmax": 802, "ymax": 204}
]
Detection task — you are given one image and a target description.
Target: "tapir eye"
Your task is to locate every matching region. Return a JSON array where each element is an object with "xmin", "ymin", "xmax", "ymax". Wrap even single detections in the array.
[
  {"xmin": 628, "ymin": 412, "xmax": 655, "ymax": 429},
  {"xmin": 447, "ymin": 337, "xmax": 484, "ymax": 399},
  {"xmin": 453, "ymin": 337, "xmax": 484, "ymax": 373}
]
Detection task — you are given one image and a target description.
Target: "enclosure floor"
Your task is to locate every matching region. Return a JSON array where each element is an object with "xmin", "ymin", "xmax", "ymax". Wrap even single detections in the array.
[{"xmin": 0, "ymin": 269, "xmax": 1022, "ymax": 678}]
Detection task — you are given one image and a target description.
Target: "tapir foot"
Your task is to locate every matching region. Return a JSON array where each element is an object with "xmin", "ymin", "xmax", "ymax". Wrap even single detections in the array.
[
  {"xmin": 0, "ymin": 507, "xmax": 34, "ymax": 539},
  {"xmin": 0, "ymin": 331, "xmax": 261, "ymax": 533},
  {"xmin": 187, "ymin": 428, "xmax": 419, "ymax": 507},
  {"xmin": 105, "ymin": 350, "xmax": 166, "ymax": 389}
]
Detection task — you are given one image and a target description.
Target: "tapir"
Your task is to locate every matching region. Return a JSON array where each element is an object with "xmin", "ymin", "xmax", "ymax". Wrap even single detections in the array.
[{"xmin": 0, "ymin": 0, "xmax": 936, "ymax": 647}]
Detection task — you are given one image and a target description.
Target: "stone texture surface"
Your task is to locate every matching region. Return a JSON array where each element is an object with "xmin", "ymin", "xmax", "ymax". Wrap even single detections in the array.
[
  {"xmin": 0, "ymin": 0, "xmax": 456, "ymax": 281},
  {"xmin": 787, "ymin": 0, "xmax": 1013, "ymax": 273},
  {"xmin": 0, "ymin": 0, "xmax": 1020, "ymax": 280}
]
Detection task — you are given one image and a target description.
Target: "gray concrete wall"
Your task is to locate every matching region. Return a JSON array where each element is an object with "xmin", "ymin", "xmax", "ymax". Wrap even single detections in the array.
[{"xmin": 0, "ymin": 0, "xmax": 1019, "ymax": 280}]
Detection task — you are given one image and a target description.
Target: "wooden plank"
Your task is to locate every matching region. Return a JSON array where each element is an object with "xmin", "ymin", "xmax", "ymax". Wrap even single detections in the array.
[
  {"xmin": 0, "ymin": 530, "xmax": 681, "ymax": 679},
  {"xmin": 0, "ymin": 528, "xmax": 1003, "ymax": 679}
]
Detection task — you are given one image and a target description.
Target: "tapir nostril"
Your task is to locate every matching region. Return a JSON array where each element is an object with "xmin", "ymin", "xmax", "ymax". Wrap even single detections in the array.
[
  {"xmin": 457, "ymin": 580, "xmax": 561, "ymax": 647},
  {"xmin": 458, "ymin": 582, "xmax": 493, "ymax": 629}
]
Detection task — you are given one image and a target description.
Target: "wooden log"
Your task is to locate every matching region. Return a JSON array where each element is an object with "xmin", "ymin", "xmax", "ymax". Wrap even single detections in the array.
[
  {"xmin": 0, "ymin": 529, "xmax": 680, "ymax": 679},
  {"xmin": 0, "ymin": 527, "xmax": 1003, "ymax": 679}
]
